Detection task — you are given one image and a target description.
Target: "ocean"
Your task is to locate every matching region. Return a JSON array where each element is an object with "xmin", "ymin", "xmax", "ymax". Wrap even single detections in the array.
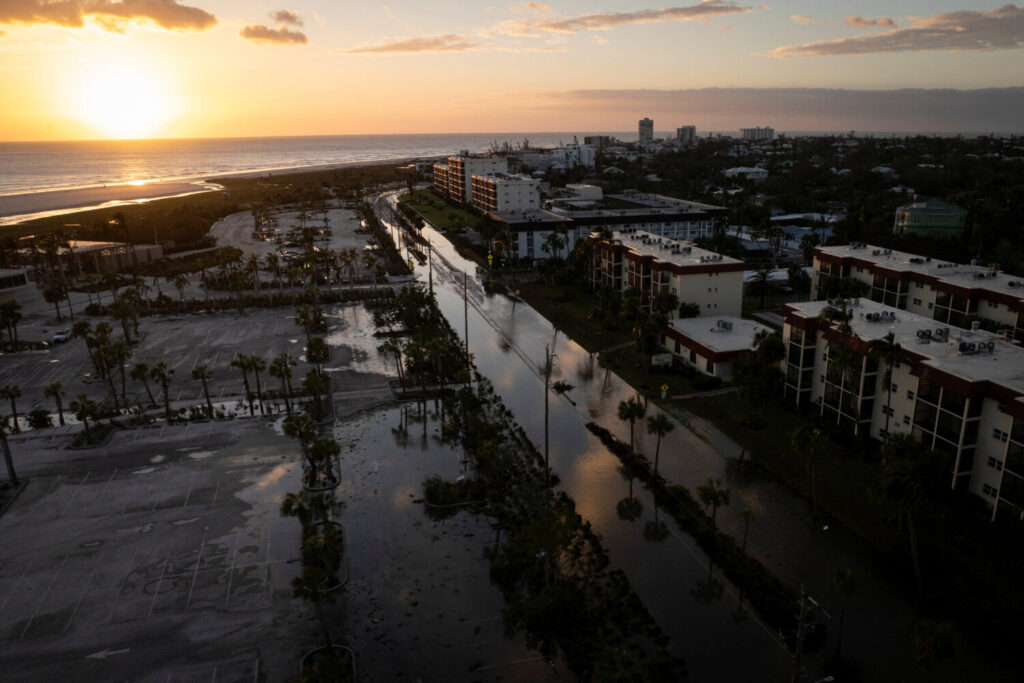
[{"xmin": 0, "ymin": 133, "xmax": 604, "ymax": 196}]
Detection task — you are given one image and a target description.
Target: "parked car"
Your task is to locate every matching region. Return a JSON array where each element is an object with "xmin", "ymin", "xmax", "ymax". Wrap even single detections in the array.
[{"xmin": 52, "ymin": 330, "xmax": 71, "ymax": 344}]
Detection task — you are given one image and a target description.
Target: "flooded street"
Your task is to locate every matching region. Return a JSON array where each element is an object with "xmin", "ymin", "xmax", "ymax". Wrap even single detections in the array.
[{"xmin": 375, "ymin": 192, "xmax": 1008, "ymax": 682}]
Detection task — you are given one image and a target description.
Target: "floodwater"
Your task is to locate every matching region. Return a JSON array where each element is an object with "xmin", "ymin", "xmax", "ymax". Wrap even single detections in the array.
[{"xmin": 374, "ymin": 192, "xmax": 1011, "ymax": 683}]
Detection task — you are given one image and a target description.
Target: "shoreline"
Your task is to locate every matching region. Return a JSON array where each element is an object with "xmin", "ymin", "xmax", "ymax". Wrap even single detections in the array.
[{"xmin": 0, "ymin": 156, "xmax": 417, "ymax": 225}]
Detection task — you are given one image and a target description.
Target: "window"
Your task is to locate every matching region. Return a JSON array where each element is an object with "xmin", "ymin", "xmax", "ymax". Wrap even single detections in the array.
[
  {"xmin": 894, "ymin": 361, "xmax": 901, "ymax": 368},
  {"xmin": 903, "ymin": 415, "xmax": 911, "ymax": 425},
  {"xmin": 928, "ymin": 303, "xmax": 934, "ymax": 309},
  {"xmin": 820, "ymin": 375, "xmax": 825, "ymax": 383},
  {"xmin": 994, "ymin": 429, "xmax": 1009, "ymax": 442},
  {"xmin": 882, "ymin": 406, "xmax": 894, "ymax": 417},
  {"xmin": 891, "ymin": 384, "xmax": 898, "ymax": 393},
  {"xmin": 907, "ymin": 390, "xmax": 915, "ymax": 400},
  {"xmin": 988, "ymin": 457, "xmax": 1004, "ymax": 471},
  {"xmin": 913, "ymin": 298, "xmax": 922, "ymax": 306},
  {"xmin": 983, "ymin": 484, "xmax": 998, "ymax": 498}
]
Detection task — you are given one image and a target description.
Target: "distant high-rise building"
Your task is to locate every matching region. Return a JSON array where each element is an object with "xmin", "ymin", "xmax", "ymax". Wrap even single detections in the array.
[
  {"xmin": 583, "ymin": 135, "xmax": 612, "ymax": 148},
  {"xmin": 638, "ymin": 117, "xmax": 654, "ymax": 143},
  {"xmin": 740, "ymin": 127, "xmax": 775, "ymax": 142},
  {"xmin": 676, "ymin": 126, "xmax": 696, "ymax": 147}
]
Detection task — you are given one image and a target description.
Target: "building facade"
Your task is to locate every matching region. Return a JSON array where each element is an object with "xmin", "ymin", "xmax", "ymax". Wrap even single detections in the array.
[
  {"xmin": 470, "ymin": 174, "xmax": 540, "ymax": 213},
  {"xmin": 782, "ymin": 298, "xmax": 1024, "ymax": 521},
  {"xmin": 433, "ymin": 154, "xmax": 508, "ymax": 204},
  {"xmin": 638, "ymin": 118, "xmax": 654, "ymax": 143},
  {"xmin": 676, "ymin": 126, "xmax": 696, "ymax": 147},
  {"xmin": 590, "ymin": 230, "xmax": 744, "ymax": 317},
  {"xmin": 893, "ymin": 198, "xmax": 967, "ymax": 239},
  {"xmin": 740, "ymin": 127, "xmax": 775, "ymax": 142},
  {"xmin": 812, "ymin": 244, "xmax": 1024, "ymax": 343},
  {"xmin": 663, "ymin": 316, "xmax": 770, "ymax": 379}
]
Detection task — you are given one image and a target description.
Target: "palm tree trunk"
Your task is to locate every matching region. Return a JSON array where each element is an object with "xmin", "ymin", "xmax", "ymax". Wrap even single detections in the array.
[
  {"xmin": 254, "ymin": 370, "xmax": 264, "ymax": 414},
  {"xmin": 56, "ymin": 397, "xmax": 65, "ymax": 426},
  {"xmin": 141, "ymin": 377, "xmax": 157, "ymax": 408},
  {"xmin": 162, "ymin": 384, "xmax": 171, "ymax": 418},
  {"xmin": 1, "ymin": 434, "xmax": 17, "ymax": 486},
  {"xmin": 202, "ymin": 379, "xmax": 213, "ymax": 417}
]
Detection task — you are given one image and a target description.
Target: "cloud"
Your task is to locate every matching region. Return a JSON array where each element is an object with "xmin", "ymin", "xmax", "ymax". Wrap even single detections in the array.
[
  {"xmin": 240, "ymin": 24, "xmax": 307, "ymax": 45},
  {"xmin": 270, "ymin": 9, "xmax": 302, "ymax": 26},
  {"xmin": 844, "ymin": 16, "xmax": 896, "ymax": 28},
  {"xmin": 790, "ymin": 15, "xmax": 822, "ymax": 24},
  {"xmin": 774, "ymin": 5, "xmax": 1024, "ymax": 57},
  {"xmin": 0, "ymin": 0, "xmax": 217, "ymax": 32},
  {"xmin": 346, "ymin": 33, "xmax": 478, "ymax": 54},
  {"xmin": 522, "ymin": 1, "xmax": 550, "ymax": 12},
  {"xmin": 522, "ymin": 2, "xmax": 753, "ymax": 34},
  {"xmin": 547, "ymin": 87, "xmax": 1024, "ymax": 133}
]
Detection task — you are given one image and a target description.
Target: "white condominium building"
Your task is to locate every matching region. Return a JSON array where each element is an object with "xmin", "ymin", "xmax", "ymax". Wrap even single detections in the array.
[
  {"xmin": 813, "ymin": 244, "xmax": 1024, "ymax": 343},
  {"xmin": 470, "ymin": 174, "xmax": 540, "ymax": 213},
  {"xmin": 782, "ymin": 298, "xmax": 1024, "ymax": 521}
]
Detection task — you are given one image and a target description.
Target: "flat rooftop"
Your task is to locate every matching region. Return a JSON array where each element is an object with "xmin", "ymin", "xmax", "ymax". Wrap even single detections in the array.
[
  {"xmin": 817, "ymin": 244, "xmax": 1024, "ymax": 299},
  {"xmin": 668, "ymin": 316, "xmax": 771, "ymax": 354},
  {"xmin": 787, "ymin": 298, "xmax": 1024, "ymax": 394},
  {"xmin": 614, "ymin": 230, "xmax": 743, "ymax": 268}
]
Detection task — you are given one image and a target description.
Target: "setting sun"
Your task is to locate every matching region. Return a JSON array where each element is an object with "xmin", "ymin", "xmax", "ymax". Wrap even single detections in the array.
[{"xmin": 66, "ymin": 60, "xmax": 181, "ymax": 139}]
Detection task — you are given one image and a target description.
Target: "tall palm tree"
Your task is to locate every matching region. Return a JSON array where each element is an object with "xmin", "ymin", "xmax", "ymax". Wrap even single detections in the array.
[
  {"xmin": 697, "ymin": 478, "xmax": 730, "ymax": 544},
  {"xmin": 270, "ymin": 353, "xmax": 296, "ymax": 415},
  {"xmin": 881, "ymin": 433, "xmax": 932, "ymax": 603},
  {"xmin": 833, "ymin": 568, "xmax": 859, "ymax": 661},
  {"xmin": 130, "ymin": 363, "xmax": 158, "ymax": 408},
  {"xmin": 172, "ymin": 272, "xmax": 189, "ymax": 303},
  {"xmin": 251, "ymin": 354, "xmax": 267, "ymax": 414},
  {"xmin": 379, "ymin": 338, "xmax": 405, "ymax": 387},
  {"xmin": 1, "ymin": 384, "xmax": 22, "ymax": 432},
  {"xmin": 617, "ymin": 396, "xmax": 647, "ymax": 455},
  {"xmin": 150, "ymin": 362, "xmax": 174, "ymax": 418},
  {"xmin": 868, "ymin": 331, "xmax": 902, "ymax": 437},
  {"xmin": 790, "ymin": 424, "xmax": 826, "ymax": 519},
  {"xmin": 0, "ymin": 416, "xmax": 18, "ymax": 486},
  {"xmin": 740, "ymin": 506, "xmax": 757, "ymax": 553},
  {"xmin": 191, "ymin": 365, "xmax": 215, "ymax": 417},
  {"xmin": 45, "ymin": 381, "xmax": 66, "ymax": 425},
  {"xmin": 70, "ymin": 394, "xmax": 97, "ymax": 441},
  {"xmin": 231, "ymin": 355, "xmax": 254, "ymax": 416},
  {"xmin": 646, "ymin": 412, "xmax": 674, "ymax": 477}
]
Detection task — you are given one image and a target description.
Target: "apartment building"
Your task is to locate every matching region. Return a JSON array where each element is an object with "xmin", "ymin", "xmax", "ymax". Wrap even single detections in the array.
[
  {"xmin": 432, "ymin": 154, "xmax": 508, "ymax": 204},
  {"xmin": 782, "ymin": 297, "xmax": 1024, "ymax": 521},
  {"xmin": 470, "ymin": 174, "xmax": 540, "ymax": 213},
  {"xmin": 590, "ymin": 230, "xmax": 744, "ymax": 317},
  {"xmin": 740, "ymin": 127, "xmax": 775, "ymax": 142},
  {"xmin": 893, "ymin": 198, "xmax": 967, "ymax": 239},
  {"xmin": 485, "ymin": 192, "xmax": 726, "ymax": 262},
  {"xmin": 676, "ymin": 126, "xmax": 696, "ymax": 147},
  {"xmin": 638, "ymin": 117, "xmax": 654, "ymax": 143},
  {"xmin": 812, "ymin": 244, "xmax": 1024, "ymax": 342},
  {"xmin": 663, "ymin": 316, "xmax": 771, "ymax": 379}
]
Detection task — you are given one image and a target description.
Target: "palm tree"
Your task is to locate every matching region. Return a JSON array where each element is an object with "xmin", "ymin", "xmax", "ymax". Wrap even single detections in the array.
[
  {"xmin": 832, "ymin": 568, "xmax": 859, "ymax": 661},
  {"xmin": 740, "ymin": 506, "xmax": 757, "ymax": 553},
  {"xmin": 0, "ymin": 416, "xmax": 18, "ymax": 486},
  {"xmin": 70, "ymin": 394, "xmax": 97, "ymax": 442},
  {"xmin": 868, "ymin": 331, "xmax": 902, "ymax": 437},
  {"xmin": 617, "ymin": 396, "xmax": 647, "ymax": 455},
  {"xmin": 306, "ymin": 337, "xmax": 329, "ymax": 375},
  {"xmin": 881, "ymin": 433, "xmax": 932, "ymax": 603},
  {"xmin": 1, "ymin": 384, "xmax": 21, "ymax": 432},
  {"xmin": 270, "ymin": 353, "xmax": 296, "ymax": 415},
  {"xmin": 697, "ymin": 478, "xmax": 730, "ymax": 544},
  {"xmin": 790, "ymin": 424, "xmax": 826, "ymax": 519},
  {"xmin": 191, "ymin": 365, "xmax": 215, "ymax": 417},
  {"xmin": 251, "ymin": 354, "xmax": 267, "ymax": 414},
  {"xmin": 150, "ymin": 362, "xmax": 174, "ymax": 418},
  {"xmin": 45, "ymin": 381, "xmax": 66, "ymax": 425},
  {"xmin": 130, "ymin": 363, "xmax": 158, "ymax": 408},
  {"xmin": 231, "ymin": 355, "xmax": 255, "ymax": 416},
  {"xmin": 71, "ymin": 320, "xmax": 95, "ymax": 369},
  {"xmin": 645, "ymin": 412, "xmax": 674, "ymax": 477},
  {"xmin": 750, "ymin": 264, "xmax": 775, "ymax": 309},
  {"xmin": 302, "ymin": 369, "xmax": 330, "ymax": 418},
  {"xmin": 172, "ymin": 272, "xmax": 189, "ymax": 303},
  {"xmin": 379, "ymin": 338, "xmax": 405, "ymax": 387},
  {"xmin": 43, "ymin": 282, "xmax": 66, "ymax": 322}
]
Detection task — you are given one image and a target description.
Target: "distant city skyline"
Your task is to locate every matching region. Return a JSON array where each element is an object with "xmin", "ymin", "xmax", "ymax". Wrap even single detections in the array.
[{"xmin": 1, "ymin": 1, "xmax": 1023, "ymax": 141}]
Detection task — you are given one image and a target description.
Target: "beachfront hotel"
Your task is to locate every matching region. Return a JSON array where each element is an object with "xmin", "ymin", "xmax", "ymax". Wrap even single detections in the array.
[
  {"xmin": 782, "ymin": 298, "xmax": 1024, "ymax": 521},
  {"xmin": 589, "ymin": 230, "xmax": 745, "ymax": 317},
  {"xmin": 812, "ymin": 243, "xmax": 1024, "ymax": 342}
]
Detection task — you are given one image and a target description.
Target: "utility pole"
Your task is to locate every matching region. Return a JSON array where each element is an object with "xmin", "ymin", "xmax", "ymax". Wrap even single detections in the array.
[
  {"xmin": 544, "ymin": 344, "xmax": 551, "ymax": 490},
  {"xmin": 464, "ymin": 271, "xmax": 470, "ymax": 383},
  {"xmin": 791, "ymin": 584, "xmax": 807, "ymax": 683},
  {"xmin": 428, "ymin": 240, "xmax": 433, "ymax": 297}
]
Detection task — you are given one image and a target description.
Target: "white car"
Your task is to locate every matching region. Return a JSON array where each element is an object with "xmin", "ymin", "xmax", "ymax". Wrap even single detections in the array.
[{"xmin": 52, "ymin": 330, "xmax": 71, "ymax": 344}]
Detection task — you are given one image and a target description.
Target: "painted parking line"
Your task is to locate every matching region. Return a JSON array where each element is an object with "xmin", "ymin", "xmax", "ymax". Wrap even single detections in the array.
[
  {"xmin": 184, "ymin": 536, "xmax": 207, "ymax": 611},
  {"xmin": 19, "ymin": 552, "xmax": 70, "ymax": 639},
  {"xmin": 63, "ymin": 550, "xmax": 108, "ymax": 633}
]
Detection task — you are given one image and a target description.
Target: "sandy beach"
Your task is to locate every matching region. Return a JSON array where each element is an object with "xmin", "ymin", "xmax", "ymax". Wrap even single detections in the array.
[
  {"xmin": 0, "ymin": 156, "xmax": 416, "ymax": 225},
  {"xmin": 0, "ymin": 181, "xmax": 218, "ymax": 220}
]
